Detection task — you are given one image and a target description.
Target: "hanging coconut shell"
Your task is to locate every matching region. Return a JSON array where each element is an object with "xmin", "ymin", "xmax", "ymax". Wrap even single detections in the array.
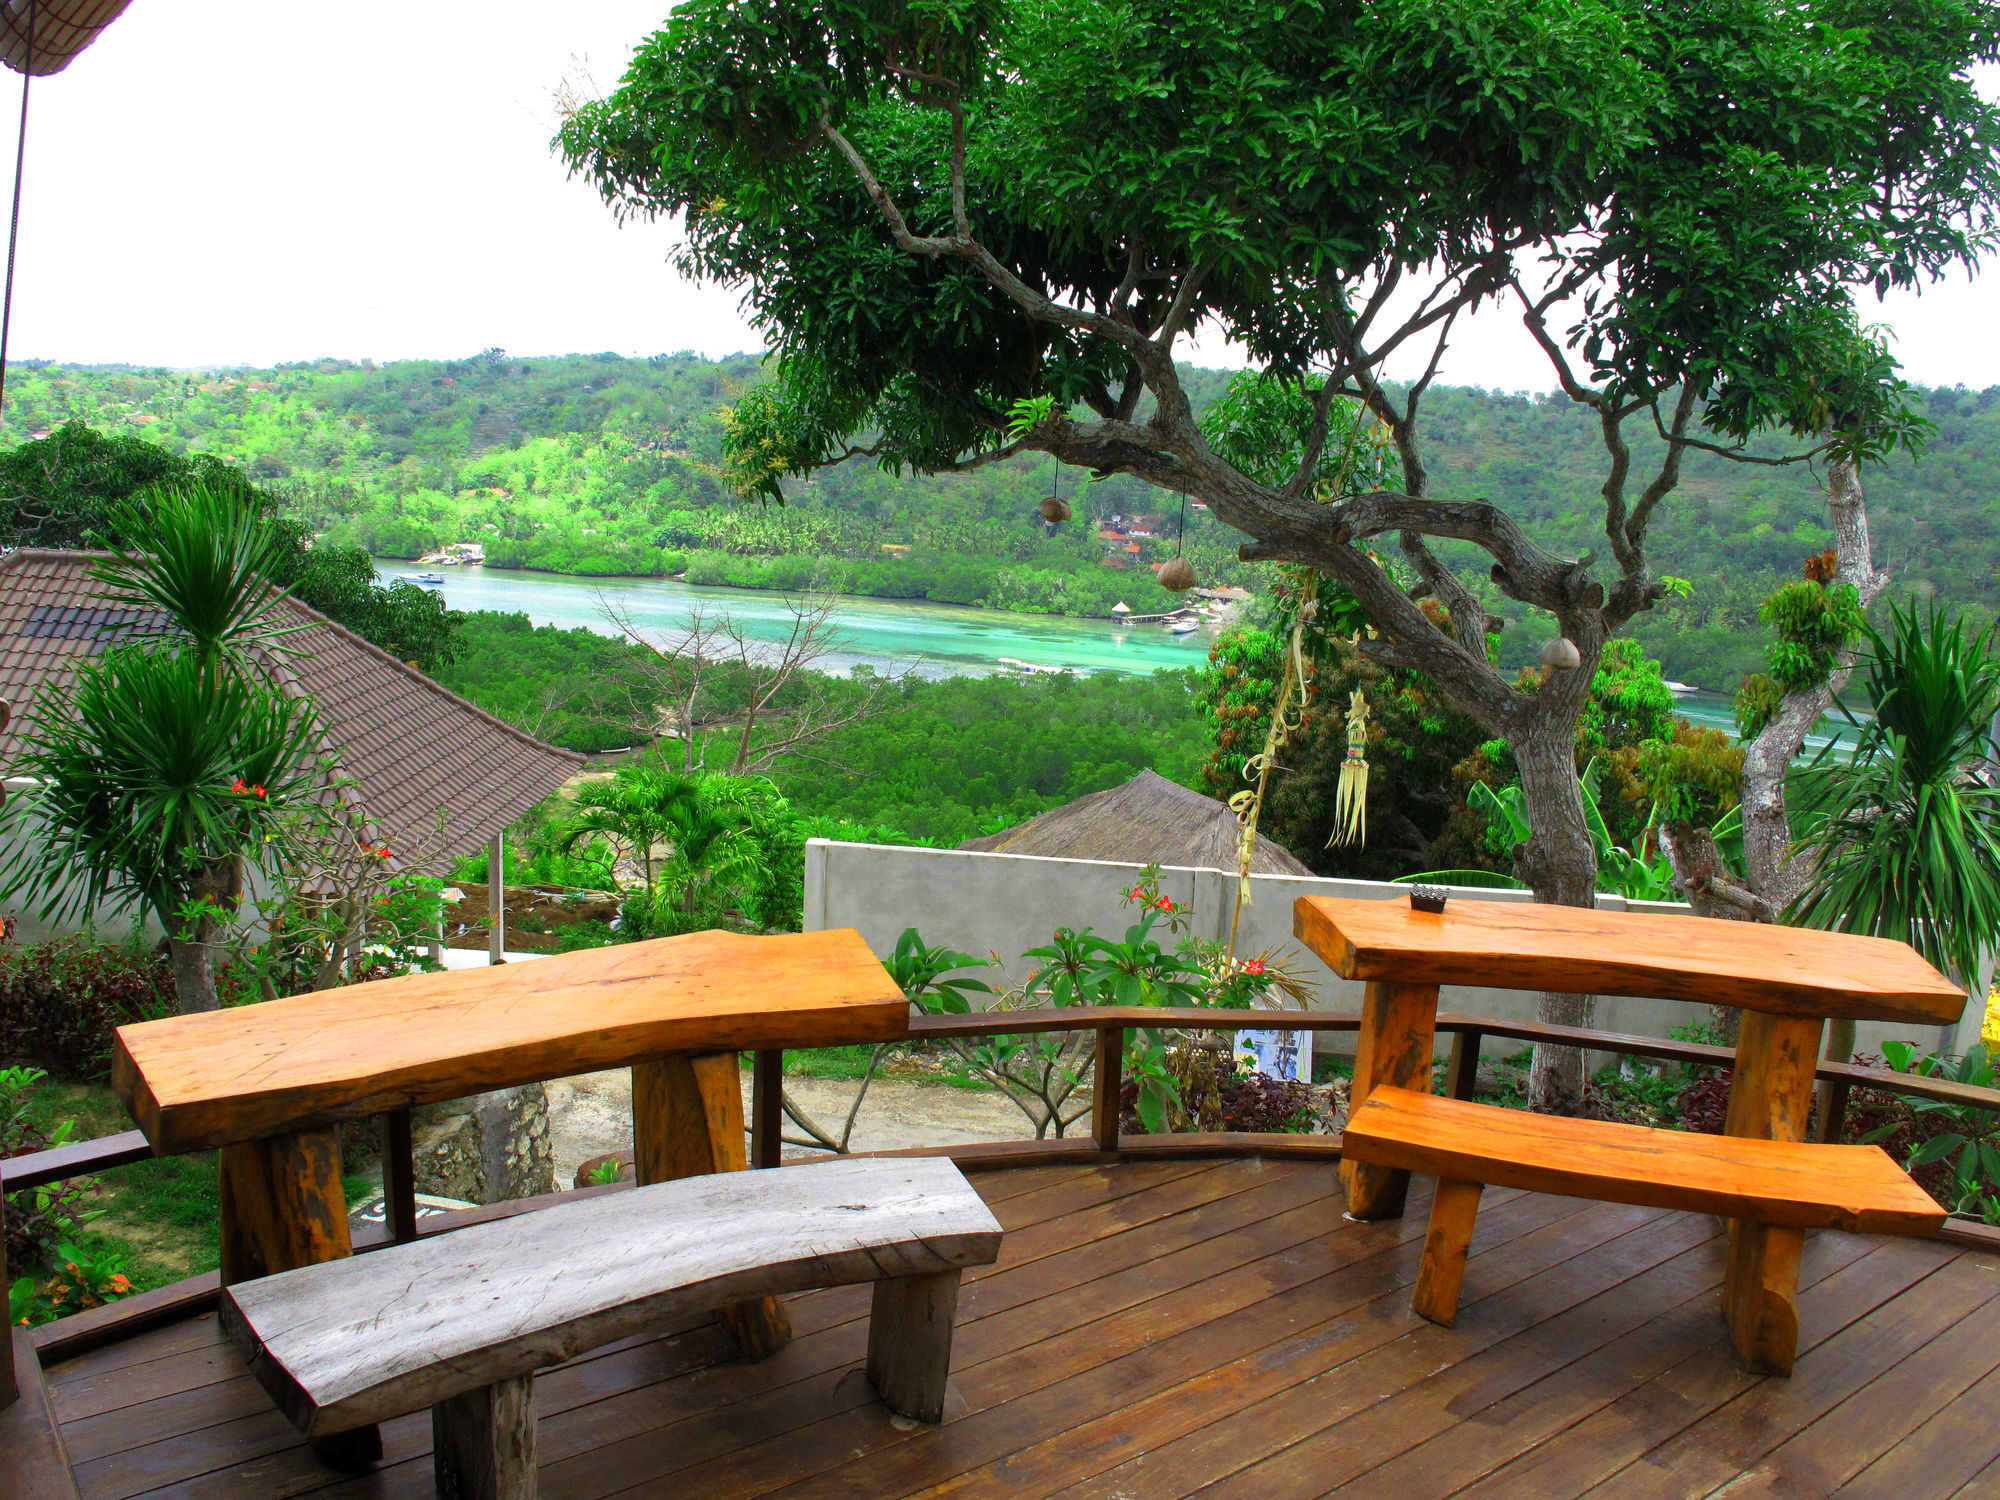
[
  {"xmin": 1539, "ymin": 636, "xmax": 1582, "ymax": 670},
  {"xmin": 1158, "ymin": 555, "xmax": 1197, "ymax": 592},
  {"xmin": 1037, "ymin": 494, "xmax": 1071, "ymax": 524}
]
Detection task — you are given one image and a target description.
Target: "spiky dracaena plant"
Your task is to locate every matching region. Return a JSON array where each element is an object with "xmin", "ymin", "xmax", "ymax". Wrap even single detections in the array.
[
  {"xmin": 1, "ymin": 485, "xmax": 328, "ymax": 1012},
  {"xmin": 1789, "ymin": 601, "xmax": 2000, "ymax": 1052}
]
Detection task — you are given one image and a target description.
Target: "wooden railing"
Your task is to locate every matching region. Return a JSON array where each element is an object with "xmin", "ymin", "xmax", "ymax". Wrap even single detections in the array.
[{"xmin": 4, "ymin": 1004, "xmax": 1997, "ymax": 1380}]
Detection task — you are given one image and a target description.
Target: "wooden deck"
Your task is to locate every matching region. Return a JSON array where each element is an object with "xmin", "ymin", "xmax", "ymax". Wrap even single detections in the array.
[{"xmin": 40, "ymin": 1158, "xmax": 2000, "ymax": 1499}]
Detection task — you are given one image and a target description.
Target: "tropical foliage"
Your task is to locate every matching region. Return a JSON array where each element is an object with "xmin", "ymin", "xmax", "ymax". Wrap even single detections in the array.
[
  {"xmin": 1789, "ymin": 602, "xmax": 2000, "ymax": 988},
  {"xmin": 0, "ymin": 486, "xmax": 332, "ymax": 1012}
]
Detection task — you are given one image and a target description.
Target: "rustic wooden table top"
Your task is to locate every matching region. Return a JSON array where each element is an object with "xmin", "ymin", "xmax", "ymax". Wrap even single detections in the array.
[
  {"xmin": 112, "ymin": 927, "xmax": 908, "ymax": 1153},
  {"xmin": 1293, "ymin": 895, "xmax": 1964, "ymax": 1025}
]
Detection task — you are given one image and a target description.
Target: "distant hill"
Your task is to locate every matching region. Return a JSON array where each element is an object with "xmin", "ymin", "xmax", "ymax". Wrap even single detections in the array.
[{"xmin": 2, "ymin": 353, "xmax": 1992, "ymax": 687}]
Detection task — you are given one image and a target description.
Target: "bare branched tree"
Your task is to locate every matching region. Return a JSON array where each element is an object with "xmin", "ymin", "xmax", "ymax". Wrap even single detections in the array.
[{"xmin": 600, "ymin": 582, "xmax": 907, "ymax": 776}]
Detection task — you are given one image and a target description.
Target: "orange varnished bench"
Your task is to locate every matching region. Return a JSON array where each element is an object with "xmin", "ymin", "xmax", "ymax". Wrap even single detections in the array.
[
  {"xmin": 1342, "ymin": 1085, "xmax": 1945, "ymax": 1366},
  {"xmin": 1295, "ymin": 895, "xmax": 1966, "ymax": 1376}
]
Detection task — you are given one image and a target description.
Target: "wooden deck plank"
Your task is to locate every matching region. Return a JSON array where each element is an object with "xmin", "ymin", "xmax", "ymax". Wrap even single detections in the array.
[
  {"xmin": 35, "ymin": 1161, "xmax": 1998, "ymax": 1500},
  {"xmin": 1316, "ymin": 1224, "xmax": 1893, "ymax": 1500},
  {"xmin": 1835, "ymin": 1358, "xmax": 2000, "ymax": 1499},
  {"xmin": 524, "ymin": 1161, "xmax": 1370, "ymax": 1496},
  {"xmin": 1443, "ymin": 1231, "xmax": 1917, "ymax": 1500},
  {"xmin": 1576, "ymin": 1245, "xmax": 1990, "ymax": 1499},
  {"xmin": 1109, "ymin": 1210, "xmax": 1724, "ymax": 1500},
  {"xmin": 521, "ymin": 1163, "xmax": 1354, "ymax": 1478},
  {"xmin": 1699, "ymin": 1278, "xmax": 2000, "ymax": 1499},
  {"xmin": 1031, "ymin": 1199, "xmax": 1682, "ymax": 1500},
  {"xmin": 733, "ymin": 1194, "xmax": 1628, "ymax": 1500}
]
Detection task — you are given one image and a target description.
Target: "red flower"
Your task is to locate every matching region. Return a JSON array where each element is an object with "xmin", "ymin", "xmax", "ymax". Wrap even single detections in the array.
[
  {"xmin": 250, "ymin": 784, "xmax": 267, "ymax": 799},
  {"xmin": 1243, "ymin": 959, "xmax": 1266, "ymax": 976},
  {"xmin": 1154, "ymin": 896, "xmax": 1174, "ymax": 912},
  {"xmin": 231, "ymin": 779, "xmax": 247, "ymax": 793}
]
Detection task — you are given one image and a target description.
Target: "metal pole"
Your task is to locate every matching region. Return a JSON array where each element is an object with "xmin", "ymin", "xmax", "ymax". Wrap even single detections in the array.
[
  {"xmin": 487, "ymin": 832, "xmax": 504, "ymax": 964},
  {"xmin": 0, "ymin": 1, "xmax": 33, "ymax": 417}
]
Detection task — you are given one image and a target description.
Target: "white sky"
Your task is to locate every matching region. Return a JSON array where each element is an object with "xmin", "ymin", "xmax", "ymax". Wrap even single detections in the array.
[{"xmin": 7, "ymin": 1, "xmax": 1996, "ymax": 391}]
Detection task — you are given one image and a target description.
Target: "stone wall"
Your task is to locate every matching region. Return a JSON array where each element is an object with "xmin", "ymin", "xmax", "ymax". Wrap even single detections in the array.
[{"xmin": 411, "ymin": 1083, "xmax": 556, "ymax": 1205}]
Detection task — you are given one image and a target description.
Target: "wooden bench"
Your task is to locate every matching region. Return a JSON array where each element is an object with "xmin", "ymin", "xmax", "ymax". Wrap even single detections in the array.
[
  {"xmin": 1294, "ymin": 895, "xmax": 1967, "ymax": 1377},
  {"xmin": 1343, "ymin": 1086, "xmax": 1946, "ymax": 1368},
  {"xmin": 220, "ymin": 1157, "xmax": 1002, "ymax": 1498}
]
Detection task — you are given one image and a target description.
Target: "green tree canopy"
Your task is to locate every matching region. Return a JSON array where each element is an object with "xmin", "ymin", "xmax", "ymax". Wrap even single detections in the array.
[
  {"xmin": 564, "ymin": 0, "xmax": 2000, "ymax": 1103},
  {"xmin": 0, "ymin": 422, "xmax": 462, "ymax": 670}
]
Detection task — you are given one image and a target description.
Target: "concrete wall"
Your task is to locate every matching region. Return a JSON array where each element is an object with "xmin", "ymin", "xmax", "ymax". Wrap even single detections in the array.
[{"xmin": 804, "ymin": 839, "xmax": 1973, "ymax": 1062}]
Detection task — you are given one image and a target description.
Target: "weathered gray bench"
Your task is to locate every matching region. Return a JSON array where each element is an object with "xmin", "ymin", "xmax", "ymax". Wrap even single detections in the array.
[{"xmin": 220, "ymin": 1156, "xmax": 1003, "ymax": 1499}]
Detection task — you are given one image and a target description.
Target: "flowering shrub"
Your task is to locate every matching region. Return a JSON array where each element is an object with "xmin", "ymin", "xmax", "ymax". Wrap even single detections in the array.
[{"xmin": 0, "ymin": 936, "xmax": 175, "ymax": 1079}]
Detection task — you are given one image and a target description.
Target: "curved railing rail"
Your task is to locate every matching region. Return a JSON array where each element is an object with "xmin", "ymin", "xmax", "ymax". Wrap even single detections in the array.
[{"xmin": 5, "ymin": 1005, "xmax": 1998, "ymax": 1369}]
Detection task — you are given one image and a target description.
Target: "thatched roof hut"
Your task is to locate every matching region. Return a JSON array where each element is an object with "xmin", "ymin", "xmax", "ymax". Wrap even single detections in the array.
[{"xmin": 958, "ymin": 769, "xmax": 1313, "ymax": 876}]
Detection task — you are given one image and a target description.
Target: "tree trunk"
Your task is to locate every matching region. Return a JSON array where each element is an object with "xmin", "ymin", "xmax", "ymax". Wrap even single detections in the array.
[
  {"xmin": 167, "ymin": 928, "xmax": 221, "ymax": 1013},
  {"xmin": 1656, "ymin": 819, "xmax": 1770, "ymax": 1044},
  {"xmin": 1736, "ymin": 455, "xmax": 1884, "ymax": 1067},
  {"xmin": 1512, "ymin": 712, "xmax": 1600, "ymax": 1109},
  {"xmin": 166, "ymin": 858, "xmax": 241, "ymax": 1015}
]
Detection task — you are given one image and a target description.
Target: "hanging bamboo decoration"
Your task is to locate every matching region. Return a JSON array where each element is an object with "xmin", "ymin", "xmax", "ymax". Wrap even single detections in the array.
[
  {"xmin": 1328, "ymin": 687, "xmax": 1371, "ymax": 847},
  {"xmin": 1225, "ymin": 570, "xmax": 1313, "ymax": 959}
]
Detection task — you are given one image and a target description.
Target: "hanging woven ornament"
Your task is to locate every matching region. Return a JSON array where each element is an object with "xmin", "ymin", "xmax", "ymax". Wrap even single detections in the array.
[
  {"xmin": 1328, "ymin": 687, "xmax": 1370, "ymax": 848},
  {"xmin": 1158, "ymin": 492, "xmax": 1196, "ymax": 591},
  {"xmin": 1036, "ymin": 465, "xmax": 1070, "ymax": 524}
]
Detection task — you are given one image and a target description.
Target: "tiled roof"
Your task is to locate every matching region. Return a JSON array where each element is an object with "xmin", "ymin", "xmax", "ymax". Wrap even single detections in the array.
[{"xmin": 0, "ymin": 549, "xmax": 584, "ymax": 861}]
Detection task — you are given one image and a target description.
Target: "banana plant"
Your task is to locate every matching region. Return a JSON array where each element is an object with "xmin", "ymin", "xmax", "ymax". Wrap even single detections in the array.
[{"xmin": 1398, "ymin": 759, "xmax": 1682, "ymax": 901}]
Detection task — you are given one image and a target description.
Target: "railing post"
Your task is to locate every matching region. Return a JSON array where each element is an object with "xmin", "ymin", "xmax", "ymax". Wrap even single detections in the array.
[
  {"xmin": 1446, "ymin": 1029, "xmax": 1483, "ymax": 1101},
  {"xmin": 1093, "ymin": 1025, "xmax": 1123, "ymax": 1154},
  {"xmin": 1816, "ymin": 1075, "xmax": 1853, "ymax": 1145},
  {"xmin": 382, "ymin": 1109, "xmax": 418, "ymax": 1244},
  {"xmin": 1, "ymin": 1186, "xmax": 16, "ymax": 1407},
  {"xmin": 751, "ymin": 1050, "xmax": 783, "ymax": 1169}
]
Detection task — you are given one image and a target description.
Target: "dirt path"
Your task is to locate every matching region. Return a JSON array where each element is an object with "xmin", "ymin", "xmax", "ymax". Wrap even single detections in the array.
[{"xmin": 544, "ymin": 1068, "xmax": 1043, "ymax": 1186}]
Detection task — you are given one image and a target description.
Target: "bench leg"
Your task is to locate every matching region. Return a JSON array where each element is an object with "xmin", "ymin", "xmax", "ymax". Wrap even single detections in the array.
[
  {"xmin": 1725, "ymin": 1222, "xmax": 1803, "ymax": 1376},
  {"xmin": 633, "ymin": 1052, "xmax": 793, "ymax": 1359},
  {"xmin": 1340, "ymin": 981, "xmax": 1439, "ymax": 1221},
  {"xmin": 867, "ymin": 1270, "xmax": 963, "ymax": 1424},
  {"xmin": 1411, "ymin": 1177, "xmax": 1483, "ymax": 1327},
  {"xmin": 433, "ymin": 1374, "xmax": 537, "ymax": 1500},
  {"xmin": 219, "ymin": 1127, "xmax": 382, "ymax": 1467}
]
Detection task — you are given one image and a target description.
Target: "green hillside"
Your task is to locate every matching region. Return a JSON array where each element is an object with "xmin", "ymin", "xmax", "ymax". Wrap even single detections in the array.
[{"xmin": 2, "ymin": 353, "xmax": 1993, "ymax": 686}]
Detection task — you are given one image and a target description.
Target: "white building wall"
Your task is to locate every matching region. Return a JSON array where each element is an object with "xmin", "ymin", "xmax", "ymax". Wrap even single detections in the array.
[{"xmin": 804, "ymin": 838, "xmax": 1972, "ymax": 1062}]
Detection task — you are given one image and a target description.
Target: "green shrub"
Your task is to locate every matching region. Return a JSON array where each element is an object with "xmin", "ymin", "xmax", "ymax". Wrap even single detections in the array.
[{"xmin": 0, "ymin": 936, "xmax": 175, "ymax": 1081}]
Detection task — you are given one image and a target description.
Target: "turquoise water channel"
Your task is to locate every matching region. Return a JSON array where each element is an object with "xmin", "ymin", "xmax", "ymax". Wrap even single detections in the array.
[
  {"xmin": 380, "ymin": 562, "xmax": 1218, "ymax": 679},
  {"xmin": 385, "ymin": 562, "xmax": 1857, "ymax": 750}
]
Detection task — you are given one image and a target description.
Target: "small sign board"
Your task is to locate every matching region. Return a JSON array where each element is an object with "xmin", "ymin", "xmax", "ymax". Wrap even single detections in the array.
[{"xmin": 1236, "ymin": 1026, "xmax": 1305, "ymax": 1084}]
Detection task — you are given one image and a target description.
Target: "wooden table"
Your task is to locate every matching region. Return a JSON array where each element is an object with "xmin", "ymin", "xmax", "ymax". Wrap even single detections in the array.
[
  {"xmin": 1291, "ymin": 895, "xmax": 1965, "ymax": 1220},
  {"xmin": 111, "ymin": 927, "xmax": 907, "ymax": 1365}
]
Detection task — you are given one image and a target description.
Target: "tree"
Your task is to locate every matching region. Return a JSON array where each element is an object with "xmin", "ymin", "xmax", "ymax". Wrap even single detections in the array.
[
  {"xmin": 0, "ymin": 420, "xmax": 464, "ymax": 671},
  {"xmin": 598, "ymin": 580, "xmax": 905, "ymax": 776},
  {"xmin": 561, "ymin": 0, "xmax": 2000, "ymax": 1103},
  {"xmin": 0, "ymin": 422, "xmax": 258, "ymax": 548},
  {"xmin": 556, "ymin": 764, "xmax": 776, "ymax": 924},
  {"xmin": 1655, "ymin": 480, "xmax": 1880, "ymax": 1046},
  {"xmin": 0, "ymin": 486, "xmax": 330, "ymax": 1013}
]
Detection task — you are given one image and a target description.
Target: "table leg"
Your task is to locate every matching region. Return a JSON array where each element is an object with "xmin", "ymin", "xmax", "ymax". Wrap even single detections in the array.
[
  {"xmin": 633, "ymin": 1052, "xmax": 793, "ymax": 1358},
  {"xmin": 1721, "ymin": 1011, "xmax": 1824, "ymax": 1376},
  {"xmin": 1340, "ymin": 981, "xmax": 1439, "ymax": 1220},
  {"xmin": 219, "ymin": 1127, "xmax": 382, "ymax": 1466}
]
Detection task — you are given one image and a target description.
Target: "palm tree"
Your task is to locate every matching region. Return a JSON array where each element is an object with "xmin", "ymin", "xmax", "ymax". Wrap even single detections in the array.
[
  {"xmin": 0, "ymin": 486, "xmax": 328, "ymax": 1013},
  {"xmin": 1789, "ymin": 601, "xmax": 2000, "ymax": 1059},
  {"xmin": 557, "ymin": 765, "xmax": 775, "ymax": 928}
]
